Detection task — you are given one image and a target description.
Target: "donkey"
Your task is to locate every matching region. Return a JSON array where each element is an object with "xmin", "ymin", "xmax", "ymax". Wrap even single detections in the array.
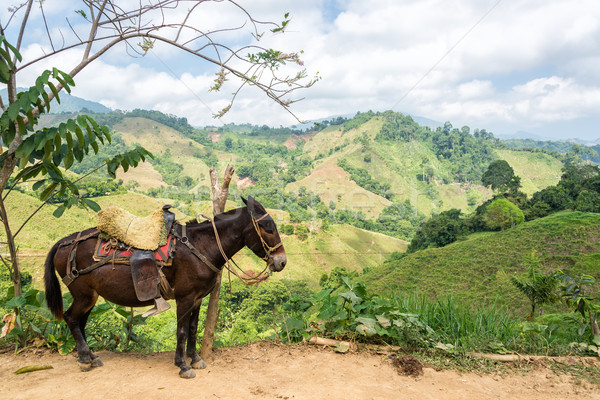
[{"xmin": 44, "ymin": 196, "xmax": 286, "ymax": 378}]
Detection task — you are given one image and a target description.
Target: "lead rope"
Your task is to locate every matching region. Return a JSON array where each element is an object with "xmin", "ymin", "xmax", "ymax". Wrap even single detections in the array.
[{"xmin": 186, "ymin": 214, "xmax": 272, "ymax": 286}]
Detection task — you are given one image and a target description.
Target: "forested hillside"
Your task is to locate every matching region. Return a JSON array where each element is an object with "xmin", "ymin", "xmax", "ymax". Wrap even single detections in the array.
[{"xmin": 29, "ymin": 108, "xmax": 565, "ymax": 244}]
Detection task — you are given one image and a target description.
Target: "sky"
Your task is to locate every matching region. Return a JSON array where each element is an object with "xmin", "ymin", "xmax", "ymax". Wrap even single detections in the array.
[{"xmin": 2, "ymin": 0, "xmax": 600, "ymax": 141}]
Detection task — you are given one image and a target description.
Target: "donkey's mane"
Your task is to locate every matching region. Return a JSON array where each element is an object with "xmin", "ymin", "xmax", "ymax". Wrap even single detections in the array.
[{"xmin": 184, "ymin": 207, "xmax": 247, "ymax": 230}]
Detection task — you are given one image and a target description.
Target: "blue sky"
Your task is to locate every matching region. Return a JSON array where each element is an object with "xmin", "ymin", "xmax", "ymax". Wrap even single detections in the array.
[{"xmin": 2, "ymin": 0, "xmax": 600, "ymax": 141}]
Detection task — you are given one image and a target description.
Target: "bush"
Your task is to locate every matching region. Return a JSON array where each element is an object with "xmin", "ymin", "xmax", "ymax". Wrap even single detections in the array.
[{"xmin": 484, "ymin": 198, "xmax": 524, "ymax": 231}]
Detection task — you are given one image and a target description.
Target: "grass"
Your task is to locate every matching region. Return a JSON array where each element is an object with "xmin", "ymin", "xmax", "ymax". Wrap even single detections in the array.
[
  {"xmin": 496, "ymin": 149, "xmax": 563, "ymax": 196},
  {"xmin": 361, "ymin": 211, "xmax": 600, "ymax": 315},
  {"xmin": 235, "ymin": 223, "xmax": 408, "ymax": 287}
]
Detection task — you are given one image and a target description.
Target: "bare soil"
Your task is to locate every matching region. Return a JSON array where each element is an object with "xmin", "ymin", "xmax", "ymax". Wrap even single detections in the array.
[{"xmin": 1, "ymin": 342, "xmax": 599, "ymax": 400}]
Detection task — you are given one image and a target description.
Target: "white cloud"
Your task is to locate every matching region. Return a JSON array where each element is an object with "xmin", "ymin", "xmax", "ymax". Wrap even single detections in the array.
[{"xmin": 5, "ymin": 0, "xmax": 600, "ymax": 138}]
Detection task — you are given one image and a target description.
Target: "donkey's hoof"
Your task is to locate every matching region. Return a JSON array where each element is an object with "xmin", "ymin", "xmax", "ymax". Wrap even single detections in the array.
[
  {"xmin": 191, "ymin": 359, "xmax": 207, "ymax": 369},
  {"xmin": 78, "ymin": 361, "xmax": 93, "ymax": 372},
  {"xmin": 179, "ymin": 368, "xmax": 196, "ymax": 379},
  {"xmin": 91, "ymin": 358, "xmax": 104, "ymax": 368}
]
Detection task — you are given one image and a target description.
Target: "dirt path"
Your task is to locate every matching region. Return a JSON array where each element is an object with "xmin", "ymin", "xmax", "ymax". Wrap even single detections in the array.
[{"xmin": 0, "ymin": 342, "xmax": 598, "ymax": 400}]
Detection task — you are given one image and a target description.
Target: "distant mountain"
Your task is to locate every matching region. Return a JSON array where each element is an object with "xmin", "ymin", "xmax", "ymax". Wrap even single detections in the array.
[
  {"xmin": 0, "ymin": 88, "xmax": 111, "ymax": 114},
  {"xmin": 496, "ymin": 130, "xmax": 549, "ymax": 141}
]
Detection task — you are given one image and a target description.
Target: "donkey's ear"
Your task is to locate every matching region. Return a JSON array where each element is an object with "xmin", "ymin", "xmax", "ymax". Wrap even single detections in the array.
[
  {"xmin": 241, "ymin": 196, "xmax": 248, "ymax": 206},
  {"xmin": 246, "ymin": 196, "xmax": 256, "ymax": 217}
]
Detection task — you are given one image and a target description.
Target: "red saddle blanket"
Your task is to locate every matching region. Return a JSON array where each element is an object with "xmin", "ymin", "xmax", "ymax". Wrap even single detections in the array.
[{"xmin": 94, "ymin": 235, "xmax": 175, "ymax": 265}]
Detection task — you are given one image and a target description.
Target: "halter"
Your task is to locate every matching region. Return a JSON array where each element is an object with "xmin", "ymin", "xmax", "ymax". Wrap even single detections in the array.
[
  {"xmin": 180, "ymin": 210, "xmax": 283, "ymax": 286},
  {"xmin": 251, "ymin": 213, "xmax": 283, "ymax": 261}
]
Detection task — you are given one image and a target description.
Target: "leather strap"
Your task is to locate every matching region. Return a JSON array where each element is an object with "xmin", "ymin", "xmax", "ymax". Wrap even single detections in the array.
[{"xmin": 175, "ymin": 224, "xmax": 220, "ymax": 274}]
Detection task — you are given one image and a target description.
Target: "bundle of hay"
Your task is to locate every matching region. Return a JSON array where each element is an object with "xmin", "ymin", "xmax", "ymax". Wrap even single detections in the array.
[{"xmin": 97, "ymin": 207, "xmax": 164, "ymax": 250}]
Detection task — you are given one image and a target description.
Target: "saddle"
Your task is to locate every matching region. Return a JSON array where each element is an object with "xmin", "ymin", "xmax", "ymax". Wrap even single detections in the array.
[{"xmin": 96, "ymin": 205, "xmax": 177, "ymax": 316}]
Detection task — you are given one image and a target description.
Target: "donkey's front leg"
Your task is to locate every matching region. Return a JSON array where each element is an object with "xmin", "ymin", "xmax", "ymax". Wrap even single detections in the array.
[
  {"xmin": 174, "ymin": 297, "xmax": 196, "ymax": 379},
  {"xmin": 186, "ymin": 300, "xmax": 207, "ymax": 370}
]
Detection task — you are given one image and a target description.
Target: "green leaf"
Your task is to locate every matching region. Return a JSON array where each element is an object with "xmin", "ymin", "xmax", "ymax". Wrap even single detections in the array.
[
  {"xmin": 340, "ymin": 290, "xmax": 361, "ymax": 305},
  {"xmin": 82, "ymin": 198, "xmax": 101, "ymax": 212},
  {"xmin": 63, "ymin": 152, "xmax": 74, "ymax": 169},
  {"xmin": 54, "ymin": 132, "xmax": 62, "ymax": 149},
  {"xmin": 3, "ymin": 38, "xmax": 22, "ymax": 62},
  {"xmin": 74, "ymin": 125, "xmax": 84, "ymax": 144},
  {"xmin": 7, "ymin": 102, "xmax": 20, "ymax": 121},
  {"xmin": 65, "ymin": 130, "xmax": 73, "ymax": 150},
  {"xmin": 16, "ymin": 116, "xmax": 26, "ymax": 136},
  {"xmin": 17, "ymin": 137, "xmax": 36, "ymax": 160},
  {"xmin": 73, "ymin": 145, "xmax": 83, "ymax": 162},
  {"xmin": 5, "ymin": 296, "xmax": 26, "ymax": 308},
  {"xmin": 0, "ymin": 59, "xmax": 10, "ymax": 83},
  {"xmin": 47, "ymin": 81, "xmax": 60, "ymax": 104},
  {"xmin": 39, "ymin": 182, "xmax": 58, "ymax": 201},
  {"xmin": 334, "ymin": 342, "xmax": 350, "ymax": 353},
  {"xmin": 42, "ymin": 140, "xmax": 52, "ymax": 162},
  {"xmin": 318, "ymin": 304, "xmax": 338, "ymax": 320},
  {"xmin": 26, "ymin": 109, "xmax": 35, "ymax": 128},
  {"xmin": 356, "ymin": 323, "xmax": 377, "ymax": 336},
  {"xmin": 13, "ymin": 365, "xmax": 53, "ymax": 375},
  {"xmin": 284, "ymin": 317, "xmax": 305, "ymax": 331},
  {"xmin": 376, "ymin": 315, "xmax": 391, "ymax": 328},
  {"xmin": 32, "ymin": 179, "xmax": 47, "ymax": 191},
  {"xmin": 41, "ymin": 90, "xmax": 50, "ymax": 112},
  {"xmin": 53, "ymin": 204, "xmax": 67, "ymax": 218}
]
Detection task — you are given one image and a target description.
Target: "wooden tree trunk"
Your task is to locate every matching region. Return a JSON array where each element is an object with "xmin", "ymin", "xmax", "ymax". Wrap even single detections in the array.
[{"xmin": 200, "ymin": 164, "xmax": 234, "ymax": 360}]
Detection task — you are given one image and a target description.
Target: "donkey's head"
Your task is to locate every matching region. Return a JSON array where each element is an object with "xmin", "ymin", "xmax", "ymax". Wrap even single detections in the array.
[{"xmin": 242, "ymin": 196, "xmax": 287, "ymax": 272}]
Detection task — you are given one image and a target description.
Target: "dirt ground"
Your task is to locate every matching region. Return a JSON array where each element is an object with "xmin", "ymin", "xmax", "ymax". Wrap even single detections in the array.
[{"xmin": 1, "ymin": 342, "xmax": 599, "ymax": 400}]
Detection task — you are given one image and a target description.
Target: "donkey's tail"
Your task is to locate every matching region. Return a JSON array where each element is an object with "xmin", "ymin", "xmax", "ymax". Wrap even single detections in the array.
[{"xmin": 44, "ymin": 241, "xmax": 63, "ymax": 320}]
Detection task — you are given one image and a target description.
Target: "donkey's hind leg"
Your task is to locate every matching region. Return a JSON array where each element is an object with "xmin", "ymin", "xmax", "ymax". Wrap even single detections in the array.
[
  {"xmin": 79, "ymin": 309, "xmax": 103, "ymax": 368},
  {"xmin": 64, "ymin": 292, "xmax": 99, "ymax": 371}
]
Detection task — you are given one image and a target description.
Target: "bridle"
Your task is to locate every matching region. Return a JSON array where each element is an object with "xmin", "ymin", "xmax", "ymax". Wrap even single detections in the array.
[
  {"xmin": 250, "ymin": 213, "xmax": 283, "ymax": 262},
  {"xmin": 178, "ymin": 209, "xmax": 283, "ymax": 285}
]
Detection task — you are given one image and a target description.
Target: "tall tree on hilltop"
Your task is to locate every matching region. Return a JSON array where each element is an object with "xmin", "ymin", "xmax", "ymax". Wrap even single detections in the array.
[{"xmin": 481, "ymin": 160, "xmax": 521, "ymax": 193}]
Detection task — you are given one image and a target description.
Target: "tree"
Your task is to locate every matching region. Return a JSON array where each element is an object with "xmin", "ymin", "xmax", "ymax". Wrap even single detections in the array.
[
  {"xmin": 481, "ymin": 160, "xmax": 521, "ymax": 193},
  {"xmin": 1, "ymin": 2, "xmax": 314, "ymax": 302},
  {"xmin": 484, "ymin": 198, "xmax": 524, "ymax": 231},
  {"xmin": 575, "ymin": 190, "xmax": 600, "ymax": 213},
  {"xmin": 510, "ymin": 251, "xmax": 558, "ymax": 320},
  {"xmin": 407, "ymin": 209, "xmax": 465, "ymax": 252},
  {"xmin": 0, "ymin": 37, "xmax": 151, "ymax": 299}
]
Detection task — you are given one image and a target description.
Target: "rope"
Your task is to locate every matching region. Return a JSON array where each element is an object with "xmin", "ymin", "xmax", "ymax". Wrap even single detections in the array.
[{"xmin": 194, "ymin": 212, "xmax": 275, "ymax": 285}]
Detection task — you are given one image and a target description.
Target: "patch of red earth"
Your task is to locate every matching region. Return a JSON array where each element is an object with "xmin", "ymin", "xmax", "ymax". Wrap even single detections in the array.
[
  {"xmin": 208, "ymin": 132, "xmax": 220, "ymax": 142},
  {"xmin": 235, "ymin": 176, "xmax": 254, "ymax": 188},
  {"xmin": 283, "ymin": 131, "xmax": 316, "ymax": 150}
]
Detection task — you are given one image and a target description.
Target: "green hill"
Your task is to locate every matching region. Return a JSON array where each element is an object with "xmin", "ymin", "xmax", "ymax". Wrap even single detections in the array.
[
  {"xmin": 360, "ymin": 211, "xmax": 600, "ymax": 314},
  {"xmin": 288, "ymin": 112, "xmax": 562, "ymax": 218}
]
